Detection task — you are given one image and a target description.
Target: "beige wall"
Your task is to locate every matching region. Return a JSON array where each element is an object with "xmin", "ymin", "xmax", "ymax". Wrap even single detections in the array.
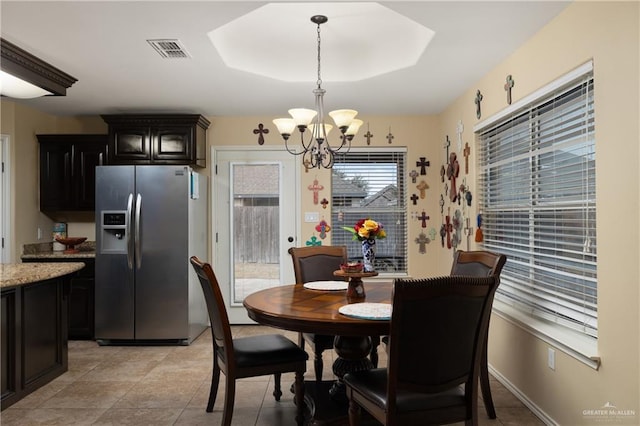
[
  {"xmin": 0, "ymin": 101, "xmax": 107, "ymax": 260},
  {"xmin": 207, "ymin": 114, "xmax": 444, "ymax": 278},
  {"xmin": 438, "ymin": 2, "xmax": 639, "ymax": 424},
  {"xmin": 1, "ymin": 2, "xmax": 638, "ymax": 424}
]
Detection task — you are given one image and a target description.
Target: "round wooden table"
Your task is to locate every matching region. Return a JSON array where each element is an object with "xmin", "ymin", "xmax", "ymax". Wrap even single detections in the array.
[{"xmin": 243, "ymin": 282, "xmax": 392, "ymax": 424}]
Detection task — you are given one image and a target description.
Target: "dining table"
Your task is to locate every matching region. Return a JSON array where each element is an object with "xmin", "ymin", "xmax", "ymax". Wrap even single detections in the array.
[{"xmin": 243, "ymin": 280, "xmax": 392, "ymax": 425}]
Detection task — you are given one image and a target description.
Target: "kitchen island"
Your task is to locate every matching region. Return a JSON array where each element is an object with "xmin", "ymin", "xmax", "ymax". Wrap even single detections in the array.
[{"xmin": 1, "ymin": 262, "xmax": 85, "ymax": 410}]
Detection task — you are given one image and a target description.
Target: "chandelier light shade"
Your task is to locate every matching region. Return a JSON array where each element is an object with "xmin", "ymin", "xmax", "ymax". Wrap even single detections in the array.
[
  {"xmin": 0, "ymin": 38, "xmax": 77, "ymax": 99},
  {"xmin": 272, "ymin": 15, "xmax": 362, "ymax": 169}
]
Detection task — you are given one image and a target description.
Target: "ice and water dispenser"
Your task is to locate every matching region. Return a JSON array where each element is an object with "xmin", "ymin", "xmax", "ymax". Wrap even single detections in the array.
[{"xmin": 100, "ymin": 211, "xmax": 128, "ymax": 253}]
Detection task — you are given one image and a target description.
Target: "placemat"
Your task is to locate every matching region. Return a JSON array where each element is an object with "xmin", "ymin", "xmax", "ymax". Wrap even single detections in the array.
[
  {"xmin": 303, "ymin": 280, "xmax": 349, "ymax": 291},
  {"xmin": 338, "ymin": 303, "xmax": 392, "ymax": 320}
]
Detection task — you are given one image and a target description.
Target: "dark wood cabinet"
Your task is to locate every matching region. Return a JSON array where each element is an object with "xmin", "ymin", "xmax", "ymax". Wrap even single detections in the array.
[
  {"xmin": 101, "ymin": 114, "xmax": 210, "ymax": 167},
  {"xmin": 21, "ymin": 258, "xmax": 94, "ymax": 340},
  {"xmin": 38, "ymin": 134, "xmax": 108, "ymax": 212},
  {"xmin": 1, "ymin": 277, "xmax": 69, "ymax": 410}
]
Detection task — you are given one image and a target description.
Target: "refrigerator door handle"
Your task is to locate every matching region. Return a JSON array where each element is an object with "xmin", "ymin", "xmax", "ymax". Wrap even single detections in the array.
[
  {"xmin": 126, "ymin": 193, "xmax": 134, "ymax": 269},
  {"xmin": 135, "ymin": 193, "xmax": 142, "ymax": 269}
]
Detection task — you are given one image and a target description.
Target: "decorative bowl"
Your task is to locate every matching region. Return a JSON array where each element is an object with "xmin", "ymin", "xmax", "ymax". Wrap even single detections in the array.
[
  {"xmin": 54, "ymin": 237, "xmax": 87, "ymax": 254},
  {"xmin": 340, "ymin": 262, "xmax": 364, "ymax": 273}
]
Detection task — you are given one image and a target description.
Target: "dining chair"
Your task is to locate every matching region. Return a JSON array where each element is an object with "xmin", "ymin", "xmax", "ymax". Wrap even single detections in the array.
[
  {"xmin": 343, "ymin": 275, "xmax": 499, "ymax": 426},
  {"xmin": 288, "ymin": 245, "xmax": 382, "ymax": 381},
  {"xmin": 450, "ymin": 249, "xmax": 507, "ymax": 419},
  {"xmin": 189, "ymin": 256, "xmax": 308, "ymax": 426}
]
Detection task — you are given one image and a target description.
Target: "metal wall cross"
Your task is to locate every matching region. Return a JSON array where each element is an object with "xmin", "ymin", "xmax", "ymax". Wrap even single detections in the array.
[
  {"xmin": 416, "ymin": 157, "xmax": 430, "ymax": 175},
  {"xmin": 253, "ymin": 123, "xmax": 269, "ymax": 145},
  {"xmin": 475, "ymin": 90, "xmax": 484, "ymax": 119},
  {"xmin": 504, "ymin": 74, "xmax": 515, "ymax": 105},
  {"xmin": 417, "ymin": 211, "xmax": 430, "ymax": 228}
]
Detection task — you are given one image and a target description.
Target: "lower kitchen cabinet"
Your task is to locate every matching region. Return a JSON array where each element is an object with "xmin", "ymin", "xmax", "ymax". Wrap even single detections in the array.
[
  {"xmin": 1, "ymin": 277, "xmax": 69, "ymax": 410},
  {"xmin": 21, "ymin": 258, "xmax": 95, "ymax": 340}
]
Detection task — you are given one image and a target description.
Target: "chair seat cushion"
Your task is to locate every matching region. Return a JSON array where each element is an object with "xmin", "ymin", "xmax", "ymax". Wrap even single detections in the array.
[
  {"xmin": 344, "ymin": 368, "xmax": 466, "ymax": 413},
  {"xmin": 234, "ymin": 334, "xmax": 308, "ymax": 368}
]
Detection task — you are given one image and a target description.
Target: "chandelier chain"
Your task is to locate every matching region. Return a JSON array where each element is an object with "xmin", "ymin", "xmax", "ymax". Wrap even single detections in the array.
[{"xmin": 316, "ymin": 22, "xmax": 322, "ymax": 88}]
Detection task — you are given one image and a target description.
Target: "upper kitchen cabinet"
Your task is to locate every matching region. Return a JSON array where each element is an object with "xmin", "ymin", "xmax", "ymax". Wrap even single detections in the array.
[
  {"xmin": 101, "ymin": 114, "xmax": 210, "ymax": 167},
  {"xmin": 38, "ymin": 134, "xmax": 108, "ymax": 212}
]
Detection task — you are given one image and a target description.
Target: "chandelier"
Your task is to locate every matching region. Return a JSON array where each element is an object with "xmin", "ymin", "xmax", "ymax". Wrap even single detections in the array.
[{"xmin": 272, "ymin": 15, "xmax": 362, "ymax": 169}]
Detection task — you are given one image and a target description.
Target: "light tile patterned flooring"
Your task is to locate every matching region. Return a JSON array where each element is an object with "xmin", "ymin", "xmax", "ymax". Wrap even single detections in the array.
[{"xmin": 1, "ymin": 326, "xmax": 545, "ymax": 425}]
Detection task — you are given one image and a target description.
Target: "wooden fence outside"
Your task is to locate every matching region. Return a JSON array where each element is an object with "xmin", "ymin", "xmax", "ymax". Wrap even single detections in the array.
[{"xmin": 233, "ymin": 206, "xmax": 279, "ymax": 264}]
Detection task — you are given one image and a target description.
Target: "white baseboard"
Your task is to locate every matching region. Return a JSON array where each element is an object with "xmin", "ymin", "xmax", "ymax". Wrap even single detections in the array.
[{"xmin": 488, "ymin": 364, "xmax": 558, "ymax": 426}]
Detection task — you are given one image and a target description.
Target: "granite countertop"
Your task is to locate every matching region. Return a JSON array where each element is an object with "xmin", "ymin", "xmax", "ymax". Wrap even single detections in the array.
[
  {"xmin": 1, "ymin": 262, "xmax": 85, "ymax": 289},
  {"xmin": 21, "ymin": 241, "xmax": 96, "ymax": 260}
]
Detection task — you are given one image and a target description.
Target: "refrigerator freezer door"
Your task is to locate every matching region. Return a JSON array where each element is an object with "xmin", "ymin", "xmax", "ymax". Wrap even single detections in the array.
[
  {"xmin": 134, "ymin": 166, "xmax": 190, "ymax": 339},
  {"xmin": 95, "ymin": 166, "xmax": 136, "ymax": 340}
]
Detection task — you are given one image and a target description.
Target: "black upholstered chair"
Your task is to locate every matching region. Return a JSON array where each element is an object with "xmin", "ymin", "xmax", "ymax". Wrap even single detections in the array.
[
  {"xmin": 190, "ymin": 256, "xmax": 308, "ymax": 426},
  {"xmin": 450, "ymin": 249, "xmax": 507, "ymax": 419},
  {"xmin": 288, "ymin": 245, "xmax": 381, "ymax": 382},
  {"xmin": 343, "ymin": 275, "xmax": 499, "ymax": 426}
]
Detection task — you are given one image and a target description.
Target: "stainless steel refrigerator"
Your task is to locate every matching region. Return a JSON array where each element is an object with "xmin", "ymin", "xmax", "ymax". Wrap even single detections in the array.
[{"xmin": 95, "ymin": 165, "xmax": 208, "ymax": 345}]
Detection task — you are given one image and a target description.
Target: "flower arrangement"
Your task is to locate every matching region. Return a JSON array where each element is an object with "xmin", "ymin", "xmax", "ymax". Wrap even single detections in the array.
[{"xmin": 342, "ymin": 218, "xmax": 387, "ymax": 241}]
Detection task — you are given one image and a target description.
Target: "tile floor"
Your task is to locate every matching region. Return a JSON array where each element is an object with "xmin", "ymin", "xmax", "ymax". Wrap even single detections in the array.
[{"xmin": 1, "ymin": 326, "xmax": 545, "ymax": 425}]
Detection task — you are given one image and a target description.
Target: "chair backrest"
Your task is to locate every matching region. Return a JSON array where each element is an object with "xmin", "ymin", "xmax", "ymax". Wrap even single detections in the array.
[
  {"xmin": 190, "ymin": 256, "xmax": 235, "ymax": 370},
  {"xmin": 386, "ymin": 275, "xmax": 498, "ymax": 420},
  {"xmin": 288, "ymin": 245, "xmax": 348, "ymax": 284},
  {"xmin": 450, "ymin": 250, "xmax": 507, "ymax": 278}
]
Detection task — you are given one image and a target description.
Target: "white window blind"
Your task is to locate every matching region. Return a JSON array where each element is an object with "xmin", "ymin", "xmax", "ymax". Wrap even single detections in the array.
[
  {"xmin": 331, "ymin": 149, "xmax": 407, "ymax": 273},
  {"xmin": 477, "ymin": 73, "xmax": 597, "ymax": 338}
]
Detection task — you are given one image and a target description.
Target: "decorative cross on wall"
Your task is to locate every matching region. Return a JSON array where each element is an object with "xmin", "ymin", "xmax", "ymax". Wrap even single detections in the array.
[
  {"xmin": 463, "ymin": 142, "xmax": 471, "ymax": 174},
  {"xmin": 456, "ymin": 120, "xmax": 464, "ymax": 151},
  {"xmin": 475, "ymin": 90, "xmax": 484, "ymax": 119},
  {"xmin": 464, "ymin": 217, "xmax": 473, "ymax": 250},
  {"xmin": 253, "ymin": 123, "xmax": 269, "ymax": 145},
  {"xmin": 444, "ymin": 136, "xmax": 451, "ymax": 162},
  {"xmin": 410, "ymin": 193, "xmax": 419, "ymax": 205},
  {"xmin": 308, "ymin": 179, "xmax": 324, "ymax": 205},
  {"xmin": 416, "ymin": 157, "xmax": 430, "ymax": 175},
  {"xmin": 415, "ymin": 232, "xmax": 430, "ymax": 254},
  {"xmin": 409, "ymin": 170, "xmax": 419, "ymax": 183},
  {"xmin": 416, "ymin": 180, "xmax": 429, "ymax": 199},
  {"xmin": 504, "ymin": 74, "xmax": 515, "ymax": 105},
  {"xmin": 417, "ymin": 211, "xmax": 430, "ymax": 228},
  {"xmin": 364, "ymin": 123, "xmax": 374, "ymax": 145},
  {"xmin": 386, "ymin": 127, "xmax": 394, "ymax": 144},
  {"xmin": 320, "ymin": 198, "xmax": 329, "ymax": 209}
]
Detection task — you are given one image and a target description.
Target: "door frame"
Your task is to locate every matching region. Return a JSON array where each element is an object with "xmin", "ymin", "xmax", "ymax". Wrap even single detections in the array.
[
  {"xmin": 211, "ymin": 146, "xmax": 301, "ymax": 324},
  {"xmin": 1, "ymin": 134, "xmax": 12, "ymax": 263}
]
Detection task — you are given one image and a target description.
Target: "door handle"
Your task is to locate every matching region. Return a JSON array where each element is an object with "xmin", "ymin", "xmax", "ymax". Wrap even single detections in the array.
[
  {"xmin": 135, "ymin": 193, "xmax": 142, "ymax": 269},
  {"xmin": 126, "ymin": 193, "xmax": 133, "ymax": 269}
]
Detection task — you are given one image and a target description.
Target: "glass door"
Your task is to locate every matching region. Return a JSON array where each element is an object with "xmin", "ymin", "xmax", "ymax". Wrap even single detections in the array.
[{"xmin": 214, "ymin": 149, "xmax": 298, "ymax": 323}]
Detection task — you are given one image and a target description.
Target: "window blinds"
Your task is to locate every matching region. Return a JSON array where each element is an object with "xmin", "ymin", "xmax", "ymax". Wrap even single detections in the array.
[
  {"xmin": 331, "ymin": 149, "xmax": 407, "ymax": 273},
  {"xmin": 477, "ymin": 74, "xmax": 597, "ymax": 338}
]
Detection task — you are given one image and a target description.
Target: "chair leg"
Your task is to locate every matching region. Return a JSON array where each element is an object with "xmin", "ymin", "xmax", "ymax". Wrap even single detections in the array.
[
  {"xmin": 294, "ymin": 370, "xmax": 306, "ymax": 426},
  {"xmin": 369, "ymin": 336, "xmax": 380, "ymax": 368},
  {"xmin": 222, "ymin": 375, "xmax": 236, "ymax": 426},
  {"xmin": 348, "ymin": 400, "xmax": 362, "ymax": 425},
  {"xmin": 207, "ymin": 360, "xmax": 221, "ymax": 412},
  {"xmin": 272, "ymin": 372, "xmax": 283, "ymax": 401},
  {"xmin": 313, "ymin": 347, "xmax": 324, "ymax": 382},
  {"xmin": 480, "ymin": 340, "xmax": 497, "ymax": 419}
]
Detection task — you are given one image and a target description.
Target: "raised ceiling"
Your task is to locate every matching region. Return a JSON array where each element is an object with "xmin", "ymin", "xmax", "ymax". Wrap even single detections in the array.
[{"xmin": 0, "ymin": 1, "xmax": 570, "ymax": 117}]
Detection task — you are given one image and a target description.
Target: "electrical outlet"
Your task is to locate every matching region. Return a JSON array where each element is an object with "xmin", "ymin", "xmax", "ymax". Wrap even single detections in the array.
[
  {"xmin": 304, "ymin": 212, "xmax": 319, "ymax": 223},
  {"xmin": 547, "ymin": 348, "xmax": 555, "ymax": 370}
]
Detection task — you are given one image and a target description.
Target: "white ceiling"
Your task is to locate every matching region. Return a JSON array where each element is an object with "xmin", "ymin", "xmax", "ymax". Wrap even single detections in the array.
[{"xmin": 0, "ymin": 1, "xmax": 570, "ymax": 118}]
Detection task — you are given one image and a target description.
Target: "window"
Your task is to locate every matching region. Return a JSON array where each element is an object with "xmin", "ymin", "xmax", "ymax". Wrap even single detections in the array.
[
  {"xmin": 331, "ymin": 149, "xmax": 407, "ymax": 274},
  {"xmin": 476, "ymin": 66, "xmax": 596, "ymax": 338}
]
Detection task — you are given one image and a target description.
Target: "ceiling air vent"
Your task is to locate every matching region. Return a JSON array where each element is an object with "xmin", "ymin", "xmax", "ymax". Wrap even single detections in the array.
[{"xmin": 147, "ymin": 39, "xmax": 191, "ymax": 59}]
